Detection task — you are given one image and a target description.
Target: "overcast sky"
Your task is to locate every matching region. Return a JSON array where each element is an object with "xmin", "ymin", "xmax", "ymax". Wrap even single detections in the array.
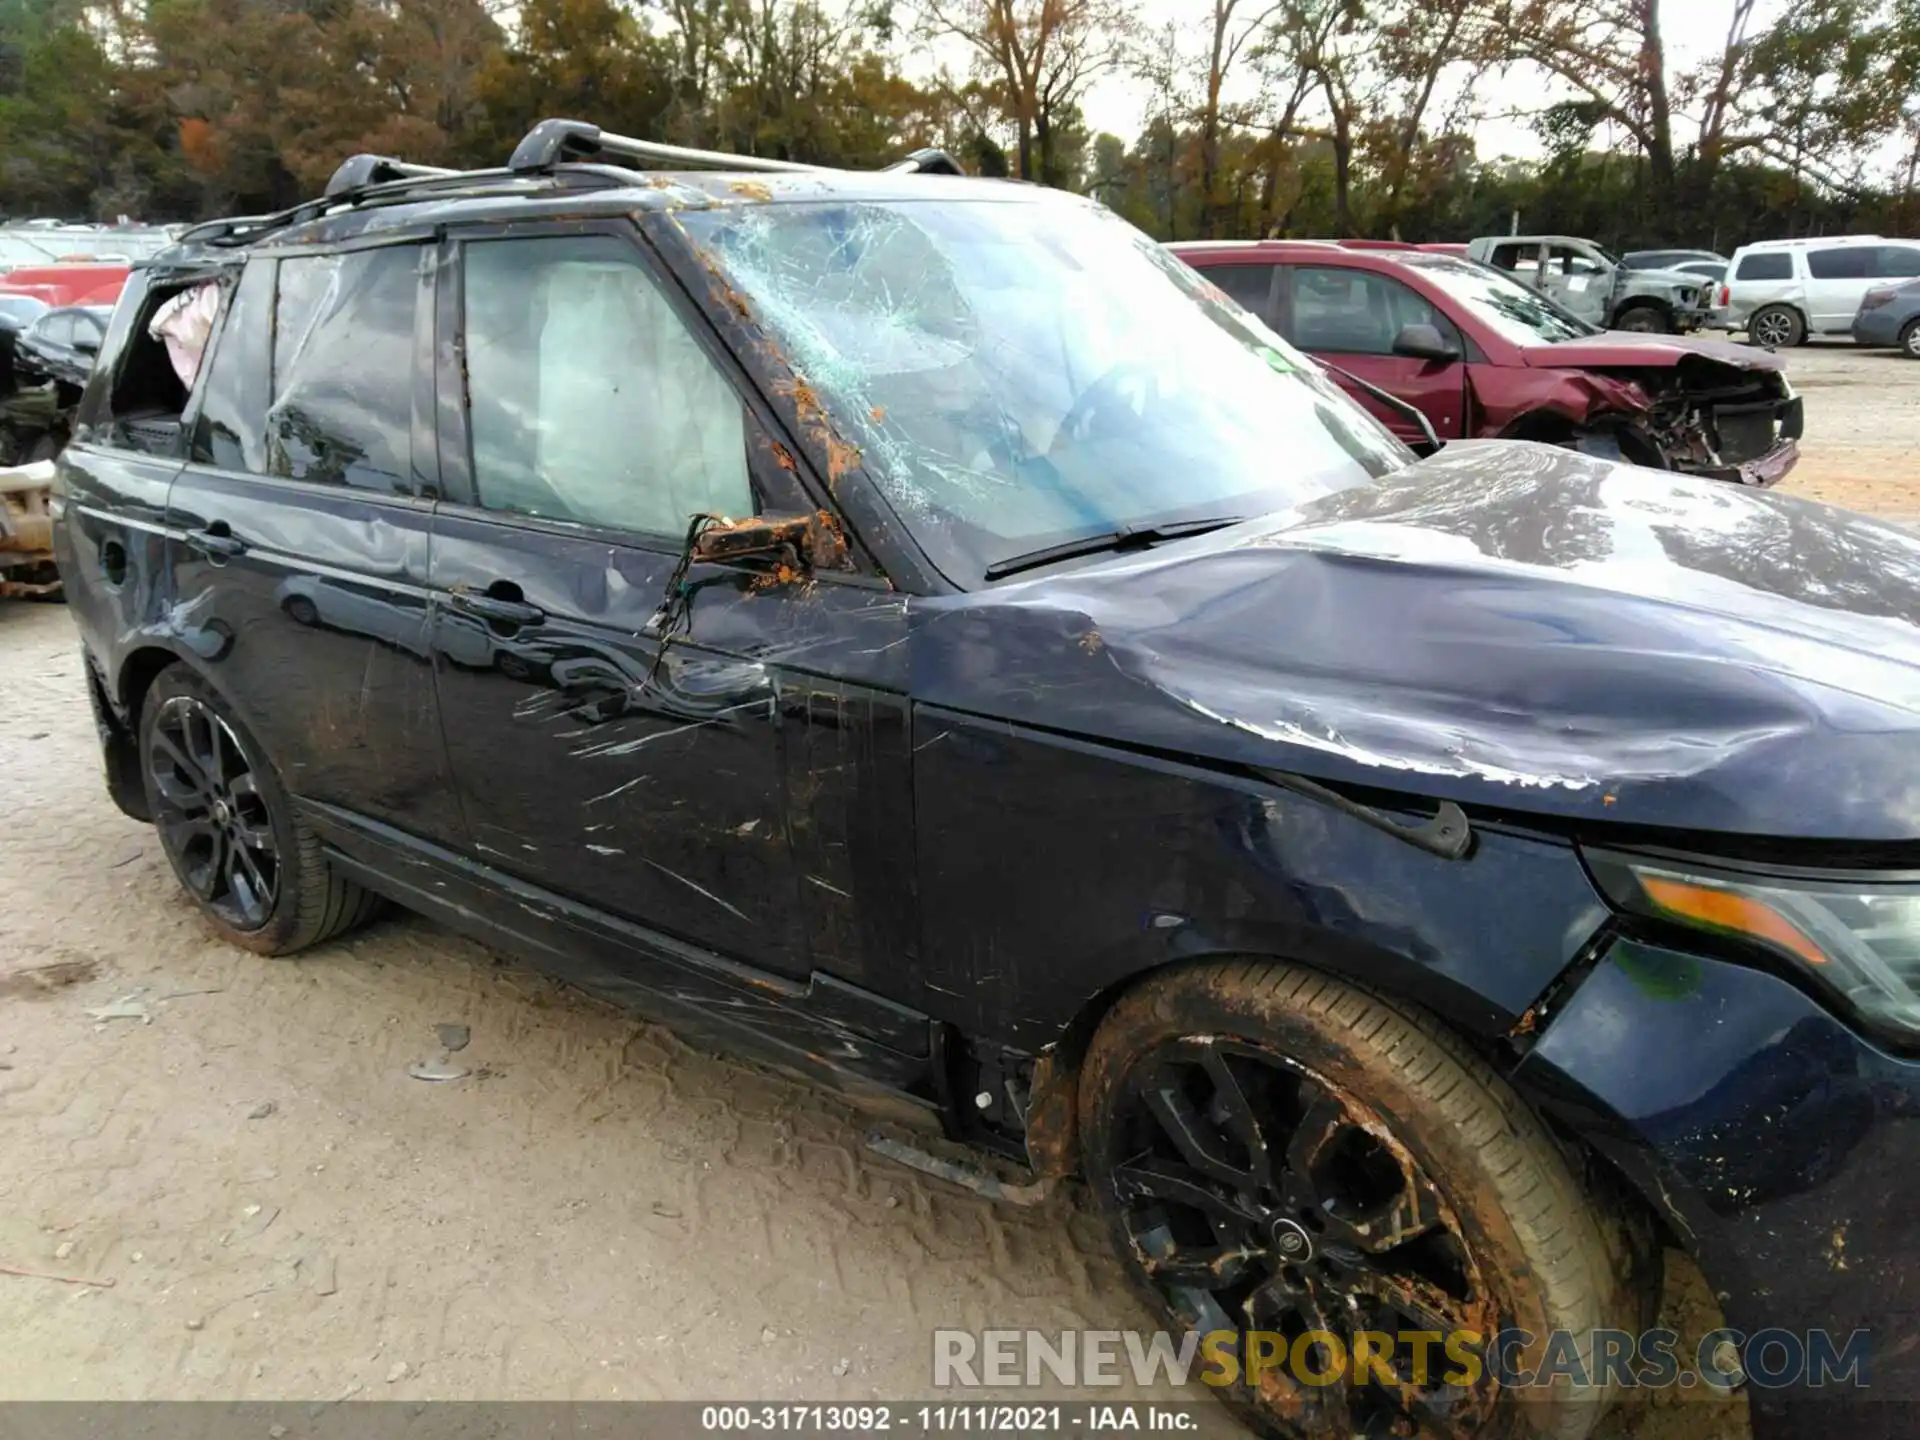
[{"xmin": 1052, "ymin": 0, "xmax": 1793, "ymax": 160}]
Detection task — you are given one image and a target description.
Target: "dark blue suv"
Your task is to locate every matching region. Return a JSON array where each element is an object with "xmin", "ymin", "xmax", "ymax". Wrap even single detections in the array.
[{"xmin": 51, "ymin": 119, "xmax": 1919, "ymax": 1439}]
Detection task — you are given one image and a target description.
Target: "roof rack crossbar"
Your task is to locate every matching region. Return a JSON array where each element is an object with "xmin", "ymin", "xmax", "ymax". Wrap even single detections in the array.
[
  {"xmin": 509, "ymin": 119, "xmax": 819, "ymax": 175},
  {"xmin": 885, "ymin": 148, "xmax": 965, "ymax": 176},
  {"xmin": 325, "ymin": 153, "xmax": 461, "ymax": 199}
]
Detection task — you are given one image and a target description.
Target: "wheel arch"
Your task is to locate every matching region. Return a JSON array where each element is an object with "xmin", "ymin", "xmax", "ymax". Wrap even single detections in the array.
[
  {"xmin": 1612, "ymin": 296, "xmax": 1674, "ymax": 326},
  {"xmin": 1025, "ymin": 934, "xmax": 1537, "ymax": 1183},
  {"xmin": 1748, "ymin": 300, "xmax": 1809, "ymax": 343},
  {"xmin": 104, "ymin": 643, "xmax": 274, "ymax": 821}
]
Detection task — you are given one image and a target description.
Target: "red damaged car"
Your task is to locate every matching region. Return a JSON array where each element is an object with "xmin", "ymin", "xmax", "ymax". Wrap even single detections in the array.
[{"xmin": 1173, "ymin": 240, "xmax": 1802, "ymax": 486}]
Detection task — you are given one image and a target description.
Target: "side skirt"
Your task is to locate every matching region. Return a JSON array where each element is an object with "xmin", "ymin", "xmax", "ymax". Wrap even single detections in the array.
[{"xmin": 296, "ymin": 799, "xmax": 943, "ymax": 1130}]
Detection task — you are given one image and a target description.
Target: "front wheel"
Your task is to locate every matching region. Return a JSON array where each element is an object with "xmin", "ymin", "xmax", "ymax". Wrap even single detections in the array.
[
  {"xmin": 1079, "ymin": 962, "xmax": 1643, "ymax": 1440},
  {"xmin": 1901, "ymin": 319, "xmax": 1920, "ymax": 360},
  {"xmin": 139, "ymin": 665, "xmax": 380, "ymax": 954},
  {"xmin": 1612, "ymin": 304, "xmax": 1669, "ymax": 334}
]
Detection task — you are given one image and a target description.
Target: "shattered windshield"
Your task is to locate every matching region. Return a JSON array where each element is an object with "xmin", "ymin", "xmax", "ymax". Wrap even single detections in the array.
[
  {"xmin": 1405, "ymin": 255, "xmax": 1599, "ymax": 345},
  {"xmin": 680, "ymin": 197, "xmax": 1410, "ymax": 585}
]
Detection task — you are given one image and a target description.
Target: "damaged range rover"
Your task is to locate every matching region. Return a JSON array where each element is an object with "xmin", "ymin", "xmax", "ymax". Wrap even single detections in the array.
[{"xmin": 54, "ymin": 120, "xmax": 1918, "ymax": 1440}]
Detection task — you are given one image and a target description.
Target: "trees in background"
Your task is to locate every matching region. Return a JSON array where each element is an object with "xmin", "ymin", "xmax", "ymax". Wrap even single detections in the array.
[{"xmin": 0, "ymin": 0, "xmax": 1914, "ymax": 250}]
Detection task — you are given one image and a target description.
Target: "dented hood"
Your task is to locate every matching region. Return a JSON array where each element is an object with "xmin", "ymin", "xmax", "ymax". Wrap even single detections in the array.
[
  {"xmin": 912, "ymin": 441, "xmax": 1920, "ymax": 841},
  {"xmin": 1520, "ymin": 331, "xmax": 1783, "ymax": 371}
]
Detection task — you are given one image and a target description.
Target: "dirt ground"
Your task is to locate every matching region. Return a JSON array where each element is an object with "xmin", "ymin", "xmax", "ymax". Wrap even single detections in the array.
[{"xmin": 4, "ymin": 339, "xmax": 1907, "ymax": 1434}]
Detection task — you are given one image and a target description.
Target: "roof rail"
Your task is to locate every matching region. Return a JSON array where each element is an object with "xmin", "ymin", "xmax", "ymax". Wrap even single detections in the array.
[
  {"xmin": 509, "ymin": 119, "xmax": 818, "ymax": 175},
  {"xmin": 886, "ymin": 148, "xmax": 965, "ymax": 176},
  {"xmin": 508, "ymin": 117, "xmax": 965, "ymax": 178},
  {"xmin": 325, "ymin": 154, "xmax": 461, "ymax": 198}
]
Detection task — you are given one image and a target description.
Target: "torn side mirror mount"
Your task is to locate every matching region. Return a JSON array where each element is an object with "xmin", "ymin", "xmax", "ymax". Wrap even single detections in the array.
[{"xmin": 689, "ymin": 512, "xmax": 816, "ymax": 569}]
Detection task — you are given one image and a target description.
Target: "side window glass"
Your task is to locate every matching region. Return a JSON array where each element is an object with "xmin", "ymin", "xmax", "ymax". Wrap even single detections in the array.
[
  {"xmin": 269, "ymin": 247, "xmax": 420, "ymax": 493},
  {"xmin": 460, "ymin": 234, "xmax": 752, "ymax": 537},
  {"xmin": 1289, "ymin": 267, "xmax": 1452, "ymax": 356},
  {"xmin": 1808, "ymin": 248, "xmax": 1870, "ymax": 280},
  {"xmin": 40, "ymin": 314, "xmax": 74, "ymax": 345},
  {"xmin": 1877, "ymin": 246, "xmax": 1920, "ymax": 278},
  {"xmin": 1204, "ymin": 265, "xmax": 1276, "ymax": 321},
  {"xmin": 191, "ymin": 260, "xmax": 274, "ymax": 473},
  {"xmin": 1735, "ymin": 253, "xmax": 1792, "ymax": 282}
]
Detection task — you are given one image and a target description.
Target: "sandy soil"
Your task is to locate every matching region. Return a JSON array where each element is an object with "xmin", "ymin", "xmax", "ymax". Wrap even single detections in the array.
[
  {"xmin": 1776, "ymin": 341, "xmax": 1920, "ymax": 522},
  {"xmin": 10, "ymin": 336, "xmax": 1910, "ymax": 1432}
]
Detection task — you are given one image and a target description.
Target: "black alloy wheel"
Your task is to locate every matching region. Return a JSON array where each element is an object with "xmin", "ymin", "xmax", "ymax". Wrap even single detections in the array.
[
  {"xmin": 146, "ymin": 691, "xmax": 280, "ymax": 930},
  {"xmin": 1105, "ymin": 1041, "xmax": 1490, "ymax": 1437},
  {"xmin": 1081, "ymin": 963, "xmax": 1640, "ymax": 1440}
]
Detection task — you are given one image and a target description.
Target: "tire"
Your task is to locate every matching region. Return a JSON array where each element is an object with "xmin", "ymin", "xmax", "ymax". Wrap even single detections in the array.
[
  {"xmin": 282, "ymin": 594, "xmax": 320, "ymax": 626},
  {"xmin": 1569, "ymin": 431, "xmax": 1625, "ymax": 464},
  {"xmin": 1749, "ymin": 304, "xmax": 1805, "ymax": 349},
  {"xmin": 1612, "ymin": 304, "xmax": 1668, "ymax": 334},
  {"xmin": 1901, "ymin": 319, "xmax": 1920, "ymax": 360},
  {"xmin": 138, "ymin": 665, "xmax": 381, "ymax": 955},
  {"xmin": 1079, "ymin": 961, "xmax": 1642, "ymax": 1440}
]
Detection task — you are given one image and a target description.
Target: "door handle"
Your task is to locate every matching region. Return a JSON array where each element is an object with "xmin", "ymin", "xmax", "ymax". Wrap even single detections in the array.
[
  {"xmin": 448, "ymin": 586, "xmax": 545, "ymax": 628},
  {"xmin": 186, "ymin": 524, "xmax": 245, "ymax": 558}
]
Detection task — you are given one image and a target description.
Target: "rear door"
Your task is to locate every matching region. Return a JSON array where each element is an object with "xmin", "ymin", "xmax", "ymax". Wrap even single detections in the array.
[
  {"xmin": 1805, "ymin": 245, "xmax": 1873, "ymax": 331},
  {"xmin": 162, "ymin": 241, "xmax": 462, "ymax": 842},
  {"xmin": 1278, "ymin": 263, "xmax": 1468, "ymax": 444}
]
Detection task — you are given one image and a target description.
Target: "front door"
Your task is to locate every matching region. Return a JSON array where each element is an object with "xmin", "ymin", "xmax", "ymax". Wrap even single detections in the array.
[
  {"xmin": 162, "ymin": 242, "xmax": 461, "ymax": 842},
  {"xmin": 1281, "ymin": 265, "xmax": 1468, "ymax": 445},
  {"xmin": 1538, "ymin": 244, "xmax": 1612, "ymax": 327},
  {"xmin": 428, "ymin": 228, "xmax": 825, "ymax": 978}
]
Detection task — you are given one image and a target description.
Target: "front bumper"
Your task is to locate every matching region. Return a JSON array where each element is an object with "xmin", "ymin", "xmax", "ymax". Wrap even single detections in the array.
[
  {"xmin": 1691, "ymin": 436, "xmax": 1800, "ymax": 488},
  {"xmin": 1516, "ymin": 940, "xmax": 1918, "ymax": 1438}
]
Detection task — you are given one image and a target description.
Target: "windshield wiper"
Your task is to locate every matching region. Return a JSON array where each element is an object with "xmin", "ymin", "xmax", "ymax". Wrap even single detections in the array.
[{"xmin": 983, "ymin": 517, "xmax": 1245, "ymax": 582}]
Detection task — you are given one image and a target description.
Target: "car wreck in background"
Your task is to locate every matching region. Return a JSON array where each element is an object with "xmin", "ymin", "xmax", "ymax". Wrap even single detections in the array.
[
  {"xmin": 1467, "ymin": 233, "xmax": 1716, "ymax": 333},
  {"xmin": 1176, "ymin": 240, "xmax": 1801, "ymax": 486},
  {"xmin": 0, "ymin": 459, "xmax": 58, "ymax": 597}
]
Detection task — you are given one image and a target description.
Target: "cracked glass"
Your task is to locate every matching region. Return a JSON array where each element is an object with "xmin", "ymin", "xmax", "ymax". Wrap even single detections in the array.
[{"xmin": 681, "ymin": 197, "xmax": 1410, "ymax": 586}]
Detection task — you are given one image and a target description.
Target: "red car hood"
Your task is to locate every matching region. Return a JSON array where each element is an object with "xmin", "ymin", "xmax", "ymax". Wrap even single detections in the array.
[{"xmin": 1519, "ymin": 332, "xmax": 1784, "ymax": 371}]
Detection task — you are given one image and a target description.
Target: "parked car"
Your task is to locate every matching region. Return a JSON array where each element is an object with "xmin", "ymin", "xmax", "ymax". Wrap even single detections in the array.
[
  {"xmin": 1175, "ymin": 239, "xmax": 1800, "ymax": 485},
  {"xmin": 1721, "ymin": 235, "xmax": 1920, "ymax": 346},
  {"xmin": 1852, "ymin": 277, "xmax": 1920, "ymax": 357},
  {"xmin": 1466, "ymin": 234, "xmax": 1714, "ymax": 332},
  {"xmin": 0, "ymin": 293, "xmax": 49, "ymax": 331},
  {"xmin": 1623, "ymin": 248, "xmax": 1726, "ymax": 272},
  {"xmin": 0, "ymin": 262, "xmax": 128, "ymax": 309},
  {"xmin": 13, "ymin": 304, "xmax": 110, "ymax": 391},
  {"xmin": 54, "ymin": 120, "xmax": 1919, "ymax": 1440}
]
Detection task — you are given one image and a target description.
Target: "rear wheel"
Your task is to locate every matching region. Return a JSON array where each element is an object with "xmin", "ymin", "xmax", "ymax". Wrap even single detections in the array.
[
  {"xmin": 1901, "ymin": 319, "xmax": 1920, "ymax": 360},
  {"xmin": 1079, "ymin": 962, "xmax": 1641, "ymax": 1440},
  {"xmin": 1612, "ymin": 304, "xmax": 1669, "ymax": 334},
  {"xmin": 139, "ymin": 665, "xmax": 380, "ymax": 954},
  {"xmin": 1749, "ymin": 304, "xmax": 1805, "ymax": 349}
]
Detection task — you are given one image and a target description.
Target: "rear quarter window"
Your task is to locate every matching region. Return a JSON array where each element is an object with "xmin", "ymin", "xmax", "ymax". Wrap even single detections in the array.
[{"xmin": 1735, "ymin": 252, "xmax": 1793, "ymax": 281}]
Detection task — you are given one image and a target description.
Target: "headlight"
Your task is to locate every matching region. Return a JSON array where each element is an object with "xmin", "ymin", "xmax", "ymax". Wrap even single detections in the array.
[{"xmin": 1587, "ymin": 851, "xmax": 1920, "ymax": 1036}]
